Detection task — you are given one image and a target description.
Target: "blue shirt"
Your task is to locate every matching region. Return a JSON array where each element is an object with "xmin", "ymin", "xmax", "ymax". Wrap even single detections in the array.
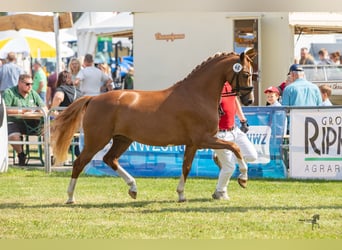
[
  {"xmin": 282, "ymin": 78, "xmax": 322, "ymax": 106},
  {"xmin": 0, "ymin": 62, "xmax": 24, "ymax": 91}
]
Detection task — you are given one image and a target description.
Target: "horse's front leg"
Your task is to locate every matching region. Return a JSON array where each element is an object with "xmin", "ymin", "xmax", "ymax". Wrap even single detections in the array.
[
  {"xmin": 199, "ymin": 136, "xmax": 248, "ymax": 188},
  {"xmin": 176, "ymin": 146, "xmax": 197, "ymax": 202}
]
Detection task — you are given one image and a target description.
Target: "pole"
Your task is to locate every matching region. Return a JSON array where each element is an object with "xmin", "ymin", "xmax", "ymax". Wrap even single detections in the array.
[{"xmin": 54, "ymin": 12, "xmax": 60, "ymax": 76}]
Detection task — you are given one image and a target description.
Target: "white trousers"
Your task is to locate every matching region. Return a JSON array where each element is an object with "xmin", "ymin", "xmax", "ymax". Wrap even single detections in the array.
[{"xmin": 214, "ymin": 126, "xmax": 258, "ymax": 192}]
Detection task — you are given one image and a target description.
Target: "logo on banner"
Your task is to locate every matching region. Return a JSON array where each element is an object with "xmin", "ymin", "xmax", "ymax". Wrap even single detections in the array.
[
  {"xmin": 246, "ymin": 125, "xmax": 271, "ymax": 164},
  {"xmin": 290, "ymin": 109, "xmax": 342, "ymax": 179}
]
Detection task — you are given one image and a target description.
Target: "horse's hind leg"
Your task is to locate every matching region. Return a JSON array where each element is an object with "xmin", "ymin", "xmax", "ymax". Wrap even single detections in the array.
[
  {"xmin": 102, "ymin": 135, "xmax": 137, "ymax": 199},
  {"xmin": 66, "ymin": 135, "xmax": 111, "ymax": 204},
  {"xmin": 65, "ymin": 147, "xmax": 100, "ymax": 204},
  {"xmin": 66, "ymin": 144, "xmax": 105, "ymax": 204},
  {"xmin": 176, "ymin": 145, "xmax": 197, "ymax": 202}
]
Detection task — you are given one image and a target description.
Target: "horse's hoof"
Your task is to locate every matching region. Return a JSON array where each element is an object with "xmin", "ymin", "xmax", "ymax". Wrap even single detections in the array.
[
  {"xmin": 178, "ymin": 198, "xmax": 187, "ymax": 203},
  {"xmin": 238, "ymin": 178, "xmax": 247, "ymax": 188},
  {"xmin": 65, "ymin": 200, "xmax": 75, "ymax": 205},
  {"xmin": 128, "ymin": 190, "xmax": 137, "ymax": 199}
]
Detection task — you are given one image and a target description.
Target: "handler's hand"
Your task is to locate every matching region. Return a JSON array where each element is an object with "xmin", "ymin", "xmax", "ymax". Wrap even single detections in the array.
[{"xmin": 240, "ymin": 120, "xmax": 249, "ymax": 133}]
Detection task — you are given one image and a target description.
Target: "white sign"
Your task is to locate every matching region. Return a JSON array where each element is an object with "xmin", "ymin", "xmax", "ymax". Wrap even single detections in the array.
[
  {"xmin": 289, "ymin": 109, "xmax": 342, "ymax": 180},
  {"xmin": 246, "ymin": 126, "xmax": 272, "ymax": 164},
  {"xmin": 0, "ymin": 96, "xmax": 8, "ymax": 173}
]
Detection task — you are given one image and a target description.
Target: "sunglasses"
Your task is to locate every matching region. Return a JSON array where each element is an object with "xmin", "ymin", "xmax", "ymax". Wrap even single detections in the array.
[{"xmin": 22, "ymin": 81, "xmax": 33, "ymax": 86}]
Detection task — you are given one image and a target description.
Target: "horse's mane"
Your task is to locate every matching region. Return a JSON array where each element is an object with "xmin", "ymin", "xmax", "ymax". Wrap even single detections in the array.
[{"xmin": 178, "ymin": 52, "xmax": 238, "ymax": 83}]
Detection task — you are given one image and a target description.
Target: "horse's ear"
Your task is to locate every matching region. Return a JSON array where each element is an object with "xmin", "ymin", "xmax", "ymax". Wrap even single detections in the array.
[
  {"xmin": 245, "ymin": 48, "xmax": 257, "ymax": 61},
  {"xmin": 240, "ymin": 48, "xmax": 257, "ymax": 62}
]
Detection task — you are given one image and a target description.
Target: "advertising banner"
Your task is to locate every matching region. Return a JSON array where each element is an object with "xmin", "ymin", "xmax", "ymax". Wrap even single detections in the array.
[
  {"xmin": 289, "ymin": 108, "xmax": 342, "ymax": 180},
  {"xmin": 84, "ymin": 107, "xmax": 287, "ymax": 179}
]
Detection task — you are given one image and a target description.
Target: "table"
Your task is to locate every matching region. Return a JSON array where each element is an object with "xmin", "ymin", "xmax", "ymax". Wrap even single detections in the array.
[{"xmin": 7, "ymin": 112, "xmax": 44, "ymax": 120}]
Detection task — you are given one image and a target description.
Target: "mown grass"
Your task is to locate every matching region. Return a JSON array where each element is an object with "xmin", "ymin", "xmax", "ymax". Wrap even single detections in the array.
[{"xmin": 0, "ymin": 167, "xmax": 341, "ymax": 239}]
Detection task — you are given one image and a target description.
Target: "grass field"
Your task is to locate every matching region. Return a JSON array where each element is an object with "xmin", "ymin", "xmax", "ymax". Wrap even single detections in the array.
[{"xmin": 0, "ymin": 167, "xmax": 341, "ymax": 239}]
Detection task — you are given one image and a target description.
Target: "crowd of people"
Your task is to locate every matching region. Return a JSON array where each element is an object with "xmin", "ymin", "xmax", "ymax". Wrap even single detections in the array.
[
  {"xmin": 0, "ymin": 52, "xmax": 135, "ymax": 166},
  {"xmin": 298, "ymin": 47, "xmax": 341, "ymax": 66},
  {"xmin": 264, "ymin": 58, "xmax": 334, "ymax": 108}
]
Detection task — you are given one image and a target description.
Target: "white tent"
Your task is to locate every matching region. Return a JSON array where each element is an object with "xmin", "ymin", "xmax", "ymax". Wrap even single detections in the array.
[
  {"xmin": 76, "ymin": 12, "xmax": 133, "ymax": 56},
  {"xmin": 61, "ymin": 12, "xmax": 115, "ymax": 40}
]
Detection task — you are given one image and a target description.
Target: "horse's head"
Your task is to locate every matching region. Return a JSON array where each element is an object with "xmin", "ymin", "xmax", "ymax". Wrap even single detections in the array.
[{"xmin": 229, "ymin": 48, "xmax": 257, "ymax": 106}]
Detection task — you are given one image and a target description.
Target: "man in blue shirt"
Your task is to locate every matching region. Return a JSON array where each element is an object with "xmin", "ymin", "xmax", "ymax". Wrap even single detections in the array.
[
  {"xmin": 0, "ymin": 52, "xmax": 24, "ymax": 93},
  {"xmin": 282, "ymin": 64, "xmax": 322, "ymax": 106}
]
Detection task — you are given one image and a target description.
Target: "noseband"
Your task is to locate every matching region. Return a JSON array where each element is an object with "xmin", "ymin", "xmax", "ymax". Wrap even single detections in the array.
[
  {"xmin": 230, "ymin": 70, "xmax": 254, "ymax": 99},
  {"xmin": 221, "ymin": 68, "xmax": 254, "ymax": 99}
]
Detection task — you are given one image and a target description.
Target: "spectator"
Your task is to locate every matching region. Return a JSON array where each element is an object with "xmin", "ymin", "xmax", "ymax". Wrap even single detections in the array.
[
  {"xmin": 264, "ymin": 86, "xmax": 281, "ymax": 106},
  {"xmin": 97, "ymin": 63, "xmax": 113, "ymax": 92},
  {"xmin": 0, "ymin": 52, "xmax": 24, "ymax": 93},
  {"xmin": 51, "ymin": 71, "xmax": 83, "ymax": 159},
  {"xmin": 32, "ymin": 59, "xmax": 48, "ymax": 102},
  {"xmin": 74, "ymin": 54, "xmax": 113, "ymax": 96},
  {"xmin": 329, "ymin": 51, "xmax": 341, "ymax": 65},
  {"xmin": 318, "ymin": 48, "xmax": 332, "ymax": 65},
  {"xmin": 319, "ymin": 84, "xmax": 333, "ymax": 106},
  {"xmin": 51, "ymin": 71, "xmax": 83, "ymax": 110},
  {"xmin": 2, "ymin": 74, "xmax": 47, "ymax": 166},
  {"xmin": 124, "ymin": 67, "xmax": 134, "ymax": 89},
  {"xmin": 282, "ymin": 64, "xmax": 322, "ymax": 106},
  {"xmin": 46, "ymin": 71, "xmax": 57, "ymax": 108},
  {"xmin": 46, "ymin": 62, "xmax": 66, "ymax": 108},
  {"xmin": 299, "ymin": 47, "xmax": 315, "ymax": 65},
  {"xmin": 68, "ymin": 57, "xmax": 82, "ymax": 87},
  {"xmin": 276, "ymin": 73, "xmax": 293, "ymax": 97}
]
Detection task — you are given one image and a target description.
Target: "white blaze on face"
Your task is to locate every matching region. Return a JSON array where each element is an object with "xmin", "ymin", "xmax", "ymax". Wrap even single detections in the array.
[
  {"xmin": 249, "ymin": 64, "xmax": 253, "ymax": 87},
  {"xmin": 246, "ymin": 63, "xmax": 254, "ymax": 103}
]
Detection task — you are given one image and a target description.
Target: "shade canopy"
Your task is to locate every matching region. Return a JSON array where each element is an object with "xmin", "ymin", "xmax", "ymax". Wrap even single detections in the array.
[{"xmin": 0, "ymin": 29, "xmax": 75, "ymax": 59}]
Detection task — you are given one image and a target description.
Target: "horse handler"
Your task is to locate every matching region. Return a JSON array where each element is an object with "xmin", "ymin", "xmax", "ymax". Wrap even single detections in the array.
[{"xmin": 212, "ymin": 82, "xmax": 257, "ymax": 200}]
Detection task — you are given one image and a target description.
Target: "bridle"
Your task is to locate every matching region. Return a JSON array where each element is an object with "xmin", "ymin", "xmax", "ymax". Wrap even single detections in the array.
[{"xmin": 221, "ymin": 59, "xmax": 254, "ymax": 99}]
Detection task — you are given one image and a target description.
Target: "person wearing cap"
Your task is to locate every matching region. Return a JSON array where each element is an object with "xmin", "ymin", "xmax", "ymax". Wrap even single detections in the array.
[
  {"xmin": 0, "ymin": 52, "xmax": 24, "ymax": 93},
  {"xmin": 282, "ymin": 64, "xmax": 322, "ymax": 106},
  {"xmin": 32, "ymin": 59, "xmax": 48, "ymax": 103},
  {"xmin": 264, "ymin": 86, "xmax": 281, "ymax": 106}
]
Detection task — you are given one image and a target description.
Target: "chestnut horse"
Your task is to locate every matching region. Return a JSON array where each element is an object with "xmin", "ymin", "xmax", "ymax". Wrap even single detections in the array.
[{"xmin": 51, "ymin": 49, "xmax": 256, "ymax": 204}]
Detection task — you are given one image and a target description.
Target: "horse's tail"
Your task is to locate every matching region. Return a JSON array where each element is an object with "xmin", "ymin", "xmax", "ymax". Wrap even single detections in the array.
[{"xmin": 51, "ymin": 96, "xmax": 93, "ymax": 163}]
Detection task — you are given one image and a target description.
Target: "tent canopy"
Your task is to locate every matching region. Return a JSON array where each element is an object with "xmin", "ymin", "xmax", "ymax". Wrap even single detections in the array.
[
  {"xmin": 0, "ymin": 29, "xmax": 74, "ymax": 58},
  {"xmin": 76, "ymin": 12, "xmax": 133, "ymax": 56}
]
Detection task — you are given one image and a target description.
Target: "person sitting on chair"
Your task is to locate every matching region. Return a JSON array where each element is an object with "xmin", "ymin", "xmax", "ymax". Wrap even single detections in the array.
[
  {"xmin": 51, "ymin": 71, "xmax": 83, "ymax": 159},
  {"xmin": 2, "ymin": 74, "xmax": 47, "ymax": 166}
]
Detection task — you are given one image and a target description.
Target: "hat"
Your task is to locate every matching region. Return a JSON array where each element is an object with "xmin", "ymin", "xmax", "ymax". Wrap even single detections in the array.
[
  {"xmin": 264, "ymin": 86, "xmax": 280, "ymax": 95},
  {"xmin": 288, "ymin": 64, "xmax": 303, "ymax": 73}
]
